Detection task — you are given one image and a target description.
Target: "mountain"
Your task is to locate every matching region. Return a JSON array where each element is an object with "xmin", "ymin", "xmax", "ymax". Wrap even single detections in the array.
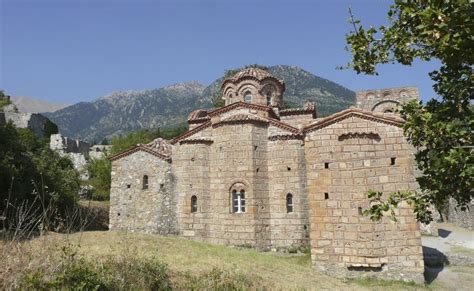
[
  {"xmin": 45, "ymin": 81, "xmax": 206, "ymax": 142},
  {"xmin": 11, "ymin": 96, "xmax": 69, "ymax": 113},
  {"xmin": 46, "ymin": 65, "xmax": 355, "ymax": 142}
]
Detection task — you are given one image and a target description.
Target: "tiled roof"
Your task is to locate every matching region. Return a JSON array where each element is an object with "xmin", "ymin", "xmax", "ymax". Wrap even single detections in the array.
[
  {"xmin": 208, "ymin": 102, "xmax": 279, "ymax": 119},
  {"xmin": 231, "ymin": 67, "xmax": 273, "ymax": 81},
  {"xmin": 170, "ymin": 121, "xmax": 212, "ymax": 144},
  {"xmin": 303, "ymin": 108, "xmax": 404, "ymax": 133},
  {"xmin": 187, "ymin": 109, "xmax": 210, "ymax": 124},
  {"xmin": 213, "ymin": 114, "xmax": 268, "ymax": 127},
  {"xmin": 221, "ymin": 68, "xmax": 285, "ymax": 90},
  {"xmin": 108, "ymin": 145, "xmax": 171, "ymax": 162}
]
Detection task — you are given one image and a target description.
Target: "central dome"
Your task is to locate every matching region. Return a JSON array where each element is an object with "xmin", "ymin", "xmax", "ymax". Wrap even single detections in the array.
[
  {"xmin": 221, "ymin": 67, "xmax": 285, "ymax": 108},
  {"xmin": 231, "ymin": 67, "xmax": 274, "ymax": 81}
]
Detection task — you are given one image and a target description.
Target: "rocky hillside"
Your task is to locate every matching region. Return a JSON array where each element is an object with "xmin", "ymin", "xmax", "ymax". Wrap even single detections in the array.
[
  {"xmin": 46, "ymin": 65, "xmax": 355, "ymax": 142},
  {"xmin": 11, "ymin": 96, "xmax": 69, "ymax": 113},
  {"xmin": 46, "ymin": 81, "xmax": 206, "ymax": 142}
]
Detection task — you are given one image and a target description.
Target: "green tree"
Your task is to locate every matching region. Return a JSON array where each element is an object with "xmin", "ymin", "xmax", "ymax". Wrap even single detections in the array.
[
  {"xmin": 345, "ymin": 0, "xmax": 473, "ymax": 223},
  {"xmin": 87, "ymin": 157, "xmax": 111, "ymax": 200},
  {"xmin": 0, "ymin": 89, "xmax": 12, "ymax": 110},
  {"xmin": 0, "ymin": 123, "xmax": 80, "ymax": 230}
]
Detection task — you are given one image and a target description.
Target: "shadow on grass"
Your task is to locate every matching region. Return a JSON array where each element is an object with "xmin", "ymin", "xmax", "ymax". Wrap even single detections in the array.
[
  {"xmin": 438, "ymin": 228, "xmax": 452, "ymax": 238},
  {"xmin": 423, "ymin": 246, "xmax": 449, "ymax": 284}
]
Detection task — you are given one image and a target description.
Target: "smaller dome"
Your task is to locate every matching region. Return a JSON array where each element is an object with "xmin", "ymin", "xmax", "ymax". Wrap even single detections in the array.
[{"xmin": 187, "ymin": 109, "xmax": 209, "ymax": 123}]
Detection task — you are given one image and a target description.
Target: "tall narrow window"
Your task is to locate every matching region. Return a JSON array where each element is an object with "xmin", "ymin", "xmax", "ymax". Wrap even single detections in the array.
[
  {"xmin": 232, "ymin": 190, "xmax": 246, "ymax": 213},
  {"xmin": 244, "ymin": 91, "xmax": 252, "ymax": 103},
  {"xmin": 142, "ymin": 175, "xmax": 149, "ymax": 190},
  {"xmin": 266, "ymin": 93, "xmax": 272, "ymax": 106},
  {"xmin": 191, "ymin": 195, "xmax": 198, "ymax": 213},
  {"xmin": 286, "ymin": 194, "xmax": 293, "ymax": 213}
]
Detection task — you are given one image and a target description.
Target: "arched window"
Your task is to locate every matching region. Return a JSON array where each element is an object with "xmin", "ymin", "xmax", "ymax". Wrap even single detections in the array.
[
  {"xmin": 266, "ymin": 93, "xmax": 272, "ymax": 106},
  {"xmin": 232, "ymin": 190, "xmax": 246, "ymax": 213},
  {"xmin": 142, "ymin": 175, "xmax": 149, "ymax": 190},
  {"xmin": 286, "ymin": 193, "xmax": 293, "ymax": 213},
  {"xmin": 384, "ymin": 108, "xmax": 394, "ymax": 114},
  {"xmin": 191, "ymin": 195, "xmax": 198, "ymax": 213},
  {"xmin": 244, "ymin": 91, "xmax": 252, "ymax": 103}
]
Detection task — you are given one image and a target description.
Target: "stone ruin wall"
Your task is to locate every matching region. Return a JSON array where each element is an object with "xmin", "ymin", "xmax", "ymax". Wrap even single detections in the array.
[
  {"xmin": 109, "ymin": 150, "xmax": 178, "ymax": 234},
  {"xmin": 3, "ymin": 110, "xmax": 55, "ymax": 138},
  {"xmin": 50, "ymin": 133, "xmax": 90, "ymax": 155},
  {"xmin": 304, "ymin": 116, "xmax": 424, "ymax": 283},
  {"xmin": 50, "ymin": 134, "xmax": 91, "ymax": 179},
  {"xmin": 448, "ymin": 198, "xmax": 474, "ymax": 230}
]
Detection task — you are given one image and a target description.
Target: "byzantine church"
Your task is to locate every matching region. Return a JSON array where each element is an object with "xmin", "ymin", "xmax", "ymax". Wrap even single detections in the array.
[{"xmin": 109, "ymin": 67, "xmax": 424, "ymax": 281}]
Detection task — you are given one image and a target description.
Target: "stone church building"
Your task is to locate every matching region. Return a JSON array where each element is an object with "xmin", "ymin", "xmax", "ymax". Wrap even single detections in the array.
[{"xmin": 109, "ymin": 68, "xmax": 424, "ymax": 281}]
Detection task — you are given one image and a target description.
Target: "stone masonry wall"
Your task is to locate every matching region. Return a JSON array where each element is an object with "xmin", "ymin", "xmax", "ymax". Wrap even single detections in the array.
[
  {"xmin": 304, "ymin": 116, "xmax": 424, "ymax": 283},
  {"xmin": 448, "ymin": 198, "xmax": 474, "ymax": 230},
  {"xmin": 50, "ymin": 134, "xmax": 90, "ymax": 155},
  {"xmin": 207, "ymin": 123, "xmax": 261, "ymax": 247},
  {"xmin": 173, "ymin": 115, "xmax": 311, "ymax": 249},
  {"xmin": 109, "ymin": 151, "xmax": 177, "ymax": 234},
  {"xmin": 268, "ymin": 138, "xmax": 310, "ymax": 248},
  {"xmin": 173, "ymin": 142, "xmax": 211, "ymax": 240},
  {"xmin": 356, "ymin": 87, "xmax": 419, "ymax": 113}
]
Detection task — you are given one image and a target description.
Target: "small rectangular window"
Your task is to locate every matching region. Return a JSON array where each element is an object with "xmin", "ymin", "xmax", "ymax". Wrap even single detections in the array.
[
  {"xmin": 324, "ymin": 162, "xmax": 329, "ymax": 169},
  {"xmin": 126, "ymin": 184, "xmax": 131, "ymax": 189},
  {"xmin": 358, "ymin": 207, "xmax": 363, "ymax": 215},
  {"xmin": 324, "ymin": 193, "xmax": 329, "ymax": 200},
  {"xmin": 390, "ymin": 157, "xmax": 396, "ymax": 165},
  {"xmin": 191, "ymin": 195, "xmax": 198, "ymax": 213}
]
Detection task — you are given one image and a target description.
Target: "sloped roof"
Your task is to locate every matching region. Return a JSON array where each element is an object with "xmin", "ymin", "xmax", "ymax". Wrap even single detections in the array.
[
  {"xmin": 108, "ymin": 138, "xmax": 172, "ymax": 162},
  {"xmin": 232, "ymin": 67, "xmax": 273, "ymax": 81},
  {"xmin": 303, "ymin": 108, "xmax": 404, "ymax": 133},
  {"xmin": 187, "ymin": 109, "xmax": 210, "ymax": 124},
  {"xmin": 208, "ymin": 101, "xmax": 279, "ymax": 119},
  {"xmin": 221, "ymin": 68, "xmax": 285, "ymax": 90},
  {"xmin": 170, "ymin": 121, "xmax": 212, "ymax": 144}
]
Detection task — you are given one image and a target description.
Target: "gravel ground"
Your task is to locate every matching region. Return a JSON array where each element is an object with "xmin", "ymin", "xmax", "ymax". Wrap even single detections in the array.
[{"xmin": 422, "ymin": 223, "xmax": 474, "ymax": 290}]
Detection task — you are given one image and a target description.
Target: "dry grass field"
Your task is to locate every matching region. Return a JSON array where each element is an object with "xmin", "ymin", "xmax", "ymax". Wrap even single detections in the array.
[{"xmin": 3, "ymin": 230, "xmax": 473, "ymax": 290}]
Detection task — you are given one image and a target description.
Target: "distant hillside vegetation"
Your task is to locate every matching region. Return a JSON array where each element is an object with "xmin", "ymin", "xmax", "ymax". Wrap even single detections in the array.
[{"xmin": 46, "ymin": 65, "xmax": 355, "ymax": 142}]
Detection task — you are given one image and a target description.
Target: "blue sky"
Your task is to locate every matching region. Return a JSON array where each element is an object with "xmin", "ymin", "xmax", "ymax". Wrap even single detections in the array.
[{"xmin": 1, "ymin": 0, "xmax": 439, "ymax": 104}]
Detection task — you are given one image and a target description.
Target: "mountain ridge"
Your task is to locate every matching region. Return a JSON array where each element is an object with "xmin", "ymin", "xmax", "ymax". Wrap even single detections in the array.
[
  {"xmin": 45, "ymin": 65, "xmax": 355, "ymax": 142},
  {"xmin": 11, "ymin": 96, "xmax": 69, "ymax": 113}
]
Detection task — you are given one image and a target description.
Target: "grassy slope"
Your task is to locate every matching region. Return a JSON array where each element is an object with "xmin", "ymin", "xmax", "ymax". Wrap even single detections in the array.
[
  {"xmin": 24, "ymin": 231, "xmax": 426, "ymax": 290},
  {"xmin": 3, "ymin": 231, "xmax": 472, "ymax": 289}
]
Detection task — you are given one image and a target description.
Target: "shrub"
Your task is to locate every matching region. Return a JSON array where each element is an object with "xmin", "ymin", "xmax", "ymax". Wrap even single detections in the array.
[
  {"xmin": 19, "ymin": 254, "xmax": 171, "ymax": 290},
  {"xmin": 182, "ymin": 268, "xmax": 267, "ymax": 290},
  {"xmin": 102, "ymin": 255, "xmax": 171, "ymax": 290},
  {"xmin": 20, "ymin": 258, "xmax": 106, "ymax": 290}
]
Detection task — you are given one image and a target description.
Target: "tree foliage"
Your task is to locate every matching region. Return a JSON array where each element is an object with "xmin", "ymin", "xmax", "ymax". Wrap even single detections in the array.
[
  {"xmin": 346, "ymin": 0, "xmax": 473, "ymax": 222},
  {"xmin": 86, "ymin": 157, "xmax": 111, "ymax": 201},
  {"xmin": 0, "ymin": 122, "xmax": 80, "ymax": 229}
]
